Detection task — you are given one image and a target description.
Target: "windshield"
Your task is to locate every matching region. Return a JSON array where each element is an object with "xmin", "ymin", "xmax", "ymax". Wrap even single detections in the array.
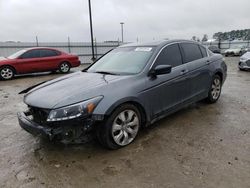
[
  {"xmin": 8, "ymin": 49, "xmax": 27, "ymax": 59},
  {"xmin": 88, "ymin": 47, "xmax": 155, "ymax": 75}
]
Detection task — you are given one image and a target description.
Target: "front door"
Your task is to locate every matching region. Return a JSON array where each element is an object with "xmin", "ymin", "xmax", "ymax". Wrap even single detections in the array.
[{"xmin": 143, "ymin": 43, "xmax": 190, "ymax": 120}]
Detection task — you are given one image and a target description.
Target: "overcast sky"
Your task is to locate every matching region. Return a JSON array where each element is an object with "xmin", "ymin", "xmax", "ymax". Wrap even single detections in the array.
[{"xmin": 0, "ymin": 0, "xmax": 250, "ymax": 43}]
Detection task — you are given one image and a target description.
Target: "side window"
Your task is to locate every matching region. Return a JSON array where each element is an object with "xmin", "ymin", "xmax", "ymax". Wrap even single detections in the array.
[
  {"xmin": 40, "ymin": 49, "xmax": 59, "ymax": 58},
  {"xmin": 180, "ymin": 43, "xmax": 203, "ymax": 63},
  {"xmin": 21, "ymin": 50, "xmax": 40, "ymax": 59},
  {"xmin": 199, "ymin": 46, "xmax": 208, "ymax": 57},
  {"xmin": 155, "ymin": 44, "xmax": 182, "ymax": 68}
]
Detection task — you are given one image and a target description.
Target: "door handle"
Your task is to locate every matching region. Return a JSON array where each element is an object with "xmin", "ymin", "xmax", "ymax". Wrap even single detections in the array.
[
  {"xmin": 180, "ymin": 69, "xmax": 188, "ymax": 75},
  {"xmin": 206, "ymin": 60, "xmax": 211, "ymax": 65}
]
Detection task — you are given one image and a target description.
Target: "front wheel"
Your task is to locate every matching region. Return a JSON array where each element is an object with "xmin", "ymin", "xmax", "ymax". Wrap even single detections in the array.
[
  {"xmin": 96, "ymin": 104, "xmax": 141, "ymax": 150},
  {"xmin": 59, "ymin": 62, "xmax": 71, "ymax": 73},
  {"xmin": 0, "ymin": 66, "xmax": 15, "ymax": 80},
  {"xmin": 206, "ymin": 75, "xmax": 222, "ymax": 103}
]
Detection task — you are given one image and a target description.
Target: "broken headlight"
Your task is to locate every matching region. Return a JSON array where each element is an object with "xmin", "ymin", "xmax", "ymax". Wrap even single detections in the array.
[{"xmin": 47, "ymin": 96, "xmax": 103, "ymax": 122}]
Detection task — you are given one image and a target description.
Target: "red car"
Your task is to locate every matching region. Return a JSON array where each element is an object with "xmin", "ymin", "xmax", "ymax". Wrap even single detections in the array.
[{"xmin": 0, "ymin": 47, "xmax": 81, "ymax": 80}]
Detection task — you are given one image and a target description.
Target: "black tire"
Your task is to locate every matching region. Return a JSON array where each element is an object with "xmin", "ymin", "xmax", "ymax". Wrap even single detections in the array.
[
  {"xmin": 0, "ymin": 66, "xmax": 15, "ymax": 80},
  {"xmin": 206, "ymin": 75, "xmax": 222, "ymax": 103},
  {"xmin": 96, "ymin": 104, "xmax": 141, "ymax": 150},
  {"xmin": 59, "ymin": 62, "xmax": 71, "ymax": 73}
]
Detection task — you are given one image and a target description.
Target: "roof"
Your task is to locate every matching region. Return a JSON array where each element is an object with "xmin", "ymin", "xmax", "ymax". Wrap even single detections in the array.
[{"xmin": 120, "ymin": 39, "xmax": 198, "ymax": 48}]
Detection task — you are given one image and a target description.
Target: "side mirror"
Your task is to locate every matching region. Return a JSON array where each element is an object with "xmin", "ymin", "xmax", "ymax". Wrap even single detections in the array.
[{"xmin": 149, "ymin": 65, "xmax": 172, "ymax": 77}]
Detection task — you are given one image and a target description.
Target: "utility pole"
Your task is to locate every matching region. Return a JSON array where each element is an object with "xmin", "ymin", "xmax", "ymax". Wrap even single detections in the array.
[
  {"xmin": 120, "ymin": 22, "xmax": 124, "ymax": 43},
  {"xmin": 88, "ymin": 0, "xmax": 95, "ymax": 62}
]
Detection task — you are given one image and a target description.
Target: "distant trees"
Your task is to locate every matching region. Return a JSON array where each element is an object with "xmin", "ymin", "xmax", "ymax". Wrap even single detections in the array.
[
  {"xmin": 202, "ymin": 34, "xmax": 208, "ymax": 42},
  {"xmin": 213, "ymin": 29, "xmax": 250, "ymax": 41},
  {"xmin": 191, "ymin": 36, "xmax": 200, "ymax": 42}
]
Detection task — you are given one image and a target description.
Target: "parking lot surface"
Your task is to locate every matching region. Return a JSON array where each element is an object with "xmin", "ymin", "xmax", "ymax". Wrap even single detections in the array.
[{"xmin": 0, "ymin": 57, "xmax": 249, "ymax": 188}]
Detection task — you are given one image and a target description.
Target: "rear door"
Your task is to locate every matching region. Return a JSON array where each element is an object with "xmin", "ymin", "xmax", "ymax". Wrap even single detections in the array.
[
  {"xmin": 37, "ymin": 49, "xmax": 61, "ymax": 71},
  {"xmin": 144, "ymin": 43, "xmax": 190, "ymax": 119},
  {"xmin": 180, "ymin": 43, "xmax": 211, "ymax": 100},
  {"xmin": 16, "ymin": 49, "xmax": 41, "ymax": 73}
]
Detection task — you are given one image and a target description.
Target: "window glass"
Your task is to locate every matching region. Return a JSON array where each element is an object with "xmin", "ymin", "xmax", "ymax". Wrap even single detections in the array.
[
  {"xmin": 200, "ymin": 46, "xmax": 208, "ymax": 57},
  {"xmin": 40, "ymin": 49, "xmax": 59, "ymax": 57},
  {"xmin": 21, "ymin": 50, "xmax": 40, "ymax": 59},
  {"xmin": 180, "ymin": 43, "xmax": 203, "ymax": 63},
  {"xmin": 88, "ymin": 47, "xmax": 155, "ymax": 75},
  {"xmin": 155, "ymin": 44, "xmax": 182, "ymax": 67}
]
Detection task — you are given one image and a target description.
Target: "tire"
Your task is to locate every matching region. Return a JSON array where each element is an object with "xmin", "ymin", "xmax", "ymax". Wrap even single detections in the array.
[
  {"xmin": 59, "ymin": 62, "xmax": 71, "ymax": 73},
  {"xmin": 0, "ymin": 66, "xmax": 15, "ymax": 80},
  {"xmin": 206, "ymin": 75, "xmax": 222, "ymax": 103},
  {"xmin": 96, "ymin": 104, "xmax": 141, "ymax": 150}
]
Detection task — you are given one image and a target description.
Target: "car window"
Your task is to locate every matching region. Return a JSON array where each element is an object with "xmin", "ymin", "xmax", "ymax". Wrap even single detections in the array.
[
  {"xmin": 88, "ymin": 47, "xmax": 155, "ymax": 75},
  {"xmin": 21, "ymin": 50, "xmax": 40, "ymax": 59},
  {"xmin": 154, "ymin": 44, "xmax": 182, "ymax": 68},
  {"xmin": 40, "ymin": 49, "xmax": 59, "ymax": 57},
  {"xmin": 200, "ymin": 46, "xmax": 208, "ymax": 57},
  {"xmin": 180, "ymin": 43, "xmax": 203, "ymax": 63}
]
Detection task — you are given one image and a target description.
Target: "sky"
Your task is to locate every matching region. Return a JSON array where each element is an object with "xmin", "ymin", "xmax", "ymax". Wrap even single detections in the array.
[{"xmin": 0, "ymin": 0, "xmax": 250, "ymax": 43}]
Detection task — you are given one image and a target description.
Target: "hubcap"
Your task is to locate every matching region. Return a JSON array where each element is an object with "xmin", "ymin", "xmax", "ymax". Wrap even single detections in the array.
[
  {"xmin": 211, "ymin": 78, "xmax": 221, "ymax": 100},
  {"xmin": 60, "ymin": 63, "xmax": 69, "ymax": 72},
  {"xmin": 1, "ymin": 68, "xmax": 13, "ymax": 79},
  {"xmin": 112, "ymin": 110, "xmax": 139, "ymax": 146}
]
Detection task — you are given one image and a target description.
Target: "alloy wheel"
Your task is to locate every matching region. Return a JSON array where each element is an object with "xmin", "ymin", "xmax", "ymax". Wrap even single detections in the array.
[
  {"xmin": 112, "ymin": 110, "xmax": 140, "ymax": 146},
  {"xmin": 1, "ymin": 67, "xmax": 14, "ymax": 80},
  {"xmin": 60, "ymin": 63, "xmax": 70, "ymax": 73},
  {"xmin": 211, "ymin": 78, "xmax": 221, "ymax": 100}
]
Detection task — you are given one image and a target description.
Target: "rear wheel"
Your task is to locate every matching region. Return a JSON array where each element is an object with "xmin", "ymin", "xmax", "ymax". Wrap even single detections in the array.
[
  {"xmin": 0, "ymin": 66, "xmax": 15, "ymax": 80},
  {"xmin": 96, "ymin": 104, "xmax": 141, "ymax": 149},
  {"xmin": 59, "ymin": 62, "xmax": 70, "ymax": 73},
  {"xmin": 206, "ymin": 75, "xmax": 222, "ymax": 103}
]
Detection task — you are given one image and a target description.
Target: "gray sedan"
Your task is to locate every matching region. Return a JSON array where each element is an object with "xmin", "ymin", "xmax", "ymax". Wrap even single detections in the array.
[{"xmin": 18, "ymin": 39, "xmax": 227, "ymax": 149}]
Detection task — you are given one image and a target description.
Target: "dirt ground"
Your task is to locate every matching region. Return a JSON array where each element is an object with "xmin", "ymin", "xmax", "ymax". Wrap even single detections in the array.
[{"xmin": 0, "ymin": 57, "xmax": 249, "ymax": 188}]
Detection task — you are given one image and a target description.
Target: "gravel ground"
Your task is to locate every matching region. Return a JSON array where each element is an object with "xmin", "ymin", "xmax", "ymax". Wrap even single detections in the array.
[{"xmin": 0, "ymin": 57, "xmax": 249, "ymax": 188}]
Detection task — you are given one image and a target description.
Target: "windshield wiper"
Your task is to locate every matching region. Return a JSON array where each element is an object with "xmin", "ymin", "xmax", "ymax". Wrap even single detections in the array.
[{"xmin": 94, "ymin": 71, "xmax": 119, "ymax": 75}]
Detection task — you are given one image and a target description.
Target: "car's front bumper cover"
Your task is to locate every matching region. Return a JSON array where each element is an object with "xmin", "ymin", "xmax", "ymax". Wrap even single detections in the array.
[
  {"xmin": 18, "ymin": 111, "xmax": 54, "ymax": 139},
  {"xmin": 17, "ymin": 110, "xmax": 97, "ymax": 143},
  {"xmin": 239, "ymin": 61, "xmax": 250, "ymax": 70}
]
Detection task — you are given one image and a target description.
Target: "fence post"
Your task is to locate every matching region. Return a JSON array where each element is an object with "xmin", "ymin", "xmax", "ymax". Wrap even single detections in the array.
[
  {"xmin": 36, "ymin": 36, "xmax": 39, "ymax": 47},
  {"xmin": 67, "ymin": 36, "xmax": 71, "ymax": 53},
  {"xmin": 94, "ymin": 38, "xmax": 98, "ymax": 59}
]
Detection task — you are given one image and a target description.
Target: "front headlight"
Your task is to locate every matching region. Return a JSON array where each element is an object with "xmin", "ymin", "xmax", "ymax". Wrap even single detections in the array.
[{"xmin": 47, "ymin": 96, "xmax": 103, "ymax": 122}]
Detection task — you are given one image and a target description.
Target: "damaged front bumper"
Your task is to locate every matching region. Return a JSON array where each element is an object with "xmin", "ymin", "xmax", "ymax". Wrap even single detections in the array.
[
  {"xmin": 17, "ymin": 110, "xmax": 96, "ymax": 143},
  {"xmin": 239, "ymin": 61, "xmax": 250, "ymax": 70}
]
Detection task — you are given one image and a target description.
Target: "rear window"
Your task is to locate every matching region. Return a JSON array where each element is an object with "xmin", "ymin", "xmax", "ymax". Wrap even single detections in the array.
[
  {"xmin": 40, "ymin": 49, "xmax": 59, "ymax": 57},
  {"xmin": 180, "ymin": 43, "xmax": 203, "ymax": 63}
]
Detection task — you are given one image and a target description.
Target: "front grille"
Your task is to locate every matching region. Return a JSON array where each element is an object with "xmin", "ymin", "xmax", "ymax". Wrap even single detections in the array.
[{"xmin": 29, "ymin": 106, "xmax": 49, "ymax": 125}]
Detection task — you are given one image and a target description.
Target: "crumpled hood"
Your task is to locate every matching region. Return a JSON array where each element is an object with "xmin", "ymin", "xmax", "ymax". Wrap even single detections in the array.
[{"xmin": 24, "ymin": 71, "xmax": 125, "ymax": 109}]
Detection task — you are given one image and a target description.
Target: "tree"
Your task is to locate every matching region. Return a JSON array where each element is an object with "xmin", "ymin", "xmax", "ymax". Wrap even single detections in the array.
[
  {"xmin": 202, "ymin": 34, "xmax": 208, "ymax": 42},
  {"xmin": 191, "ymin": 36, "xmax": 197, "ymax": 41}
]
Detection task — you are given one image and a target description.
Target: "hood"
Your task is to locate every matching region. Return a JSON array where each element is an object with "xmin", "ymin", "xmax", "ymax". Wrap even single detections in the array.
[
  {"xmin": 240, "ymin": 52, "xmax": 250, "ymax": 60},
  {"xmin": 0, "ymin": 56, "xmax": 7, "ymax": 61},
  {"xmin": 24, "ymin": 71, "xmax": 126, "ymax": 109}
]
